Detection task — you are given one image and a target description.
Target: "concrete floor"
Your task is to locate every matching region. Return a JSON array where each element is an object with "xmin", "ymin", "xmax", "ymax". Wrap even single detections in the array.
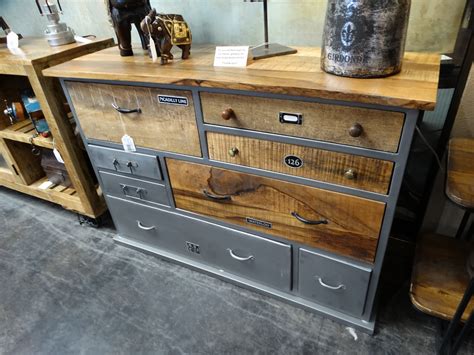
[{"xmin": 0, "ymin": 187, "xmax": 473, "ymax": 354}]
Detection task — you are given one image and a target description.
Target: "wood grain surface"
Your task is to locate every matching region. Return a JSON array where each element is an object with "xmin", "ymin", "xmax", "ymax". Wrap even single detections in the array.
[
  {"xmin": 446, "ymin": 138, "xmax": 474, "ymax": 209},
  {"xmin": 207, "ymin": 132, "xmax": 393, "ymax": 194},
  {"xmin": 410, "ymin": 233, "xmax": 474, "ymax": 322},
  {"xmin": 0, "ymin": 38, "xmax": 114, "ymax": 76},
  {"xmin": 67, "ymin": 81, "xmax": 202, "ymax": 157},
  {"xmin": 167, "ymin": 159, "xmax": 385, "ymax": 262},
  {"xmin": 202, "ymin": 92, "xmax": 405, "ymax": 152},
  {"xmin": 44, "ymin": 45, "xmax": 440, "ymax": 110}
]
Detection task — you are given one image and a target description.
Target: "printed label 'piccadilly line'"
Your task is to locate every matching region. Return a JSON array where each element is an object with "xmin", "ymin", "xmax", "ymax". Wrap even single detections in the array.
[{"xmin": 158, "ymin": 95, "xmax": 189, "ymax": 106}]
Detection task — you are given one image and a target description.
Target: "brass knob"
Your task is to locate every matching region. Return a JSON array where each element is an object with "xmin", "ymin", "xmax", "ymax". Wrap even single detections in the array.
[
  {"xmin": 228, "ymin": 147, "xmax": 239, "ymax": 157},
  {"xmin": 222, "ymin": 108, "xmax": 236, "ymax": 120},
  {"xmin": 349, "ymin": 123, "xmax": 363, "ymax": 137},
  {"xmin": 344, "ymin": 169, "xmax": 356, "ymax": 180}
]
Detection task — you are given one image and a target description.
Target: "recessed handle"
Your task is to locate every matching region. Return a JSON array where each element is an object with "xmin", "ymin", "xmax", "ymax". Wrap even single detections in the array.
[
  {"xmin": 137, "ymin": 220, "xmax": 156, "ymax": 231},
  {"xmin": 291, "ymin": 211, "xmax": 328, "ymax": 225},
  {"xmin": 317, "ymin": 277, "xmax": 345, "ymax": 290},
  {"xmin": 349, "ymin": 123, "xmax": 363, "ymax": 137},
  {"xmin": 227, "ymin": 248, "xmax": 254, "ymax": 261},
  {"xmin": 221, "ymin": 108, "xmax": 236, "ymax": 120},
  {"xmin": 203, "ymin": 189, "xmax": 232, "ymax": 201},
  {"xmin": 112, "ymin": 103, "xmax": 142, "ymax": 114}
]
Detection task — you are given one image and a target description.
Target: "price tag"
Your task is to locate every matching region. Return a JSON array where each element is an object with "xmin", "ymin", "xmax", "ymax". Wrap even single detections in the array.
[
  {"xmin": 214, "ymin": 46, "xmax": 250, "ymax": 67},
  {"xmin": 149, "ymin": 37, "xmax": 158, "ymax": 62},
  {"xmin": 121, "ymin": 134, "xmax": 136, "ymax": 152},
  {"xmin": 7, "ymin": 31, "xmax": 19, "ymax": 49},
  {"xmin": 53, "ymin": 148, "xmax": 65, "ymax": 164}
]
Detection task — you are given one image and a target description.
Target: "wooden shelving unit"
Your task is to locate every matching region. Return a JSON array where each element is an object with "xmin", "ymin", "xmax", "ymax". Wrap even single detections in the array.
[{"xmin": 0, "ymin": 37, "xmax": 114, "ymax": 218}]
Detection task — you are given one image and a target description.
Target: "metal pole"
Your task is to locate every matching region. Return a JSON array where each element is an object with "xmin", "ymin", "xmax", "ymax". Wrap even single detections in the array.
[{"xmin": 263, "ymin": 0, "xmax": 269, "ymax": 48}]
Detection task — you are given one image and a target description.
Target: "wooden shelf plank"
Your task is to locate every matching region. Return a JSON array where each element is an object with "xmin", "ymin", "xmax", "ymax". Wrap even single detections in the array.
[
  {"xmin": 410, "ymin": 233, "xmax": 474, "ymax": 322},
  {"xmin": 0, "ymin": 120, "xmax": 53, "ymax": 149}
]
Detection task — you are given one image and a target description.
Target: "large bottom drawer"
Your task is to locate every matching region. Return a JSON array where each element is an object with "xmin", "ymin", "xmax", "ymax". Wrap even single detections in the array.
[
  {"xmin": 298, "ymin": 248, "xmax": 371, "ymax": 317},
  {"xmin": 107, "ymin": 196, "xmax": 292, "ymax": 291}
]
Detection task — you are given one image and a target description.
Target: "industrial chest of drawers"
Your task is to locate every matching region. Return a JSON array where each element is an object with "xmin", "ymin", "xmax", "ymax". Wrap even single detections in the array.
[{"xmin": 44, "ymin": 46, "xmax": 440, "ymax": 332}]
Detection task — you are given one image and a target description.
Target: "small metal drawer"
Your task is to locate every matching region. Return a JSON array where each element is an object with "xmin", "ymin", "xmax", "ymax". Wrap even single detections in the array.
[
  {"xmin": 100, "ymin": 171, "xmax": 169, "ymax": 206},
  {"xmin": 298, "ymin": 248, "xmax": 371, "ymax": 317},
  {"xmin": 107, "ymin": 196, "xmax": 292, "ymax": 291},
  {"xmin": 89, "ymin": 145, "xmax": 162, "ymax": 180}
]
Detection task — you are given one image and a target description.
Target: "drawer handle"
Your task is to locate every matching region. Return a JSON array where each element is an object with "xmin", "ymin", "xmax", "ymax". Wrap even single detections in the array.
[
  {"xmin": 203, "ymin": 190, "xmax": 231, "ymax": 201},
  {"xmin": 137, "ymin": 220, "xmax": 156, "ymax": 231},
  {"xmin": 349, "ymin": 123, "xmax": 363, "ymax": 137},
  {"xmin": 221, "ymin": 108, "xmax": 236, "ymax": 120},
  {"xmin": 291, "ymin": 211, "xmax": 328, "ymax": 225},
  {"xmin": 318, "ymin": 277, "xmax": 346, "ymax": 290},
  {"xmin": 344, "ymin": 169, "xmax": 356, "ymax": 180},
  {"xmin": 112, "ymin": 103, "xmax": 142, "ymax": 114},
  {"xmin": 227, "ymin": 248, "xmax": 254, "ymax": 261},
  {"xmin": 121, "ymin": 184, "xmax": 146, "ymax": 199}
]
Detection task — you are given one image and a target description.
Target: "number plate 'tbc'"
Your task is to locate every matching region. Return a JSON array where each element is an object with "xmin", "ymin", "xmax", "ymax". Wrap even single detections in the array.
[{"xmin": 284, "ymin": 155, "xmax": 303, "ymax": 168}]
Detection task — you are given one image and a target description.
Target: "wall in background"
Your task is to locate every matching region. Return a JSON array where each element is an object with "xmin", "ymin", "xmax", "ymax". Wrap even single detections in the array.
[{"xmin": 0, "ymin": 0, "xmax": 467, "ymax": 52}]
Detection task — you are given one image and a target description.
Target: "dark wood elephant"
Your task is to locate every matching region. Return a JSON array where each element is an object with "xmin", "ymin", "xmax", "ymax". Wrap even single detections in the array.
[
  {"xmin": 141, "ymin": 8, "xmax": 192, "ymax": 65},
  {"xmin": 107, "ymin": 0, "xmax": 151, "ymax": 56}
]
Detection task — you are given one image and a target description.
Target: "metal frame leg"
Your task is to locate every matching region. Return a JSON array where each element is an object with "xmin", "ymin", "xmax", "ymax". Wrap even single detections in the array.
[
  {"xmin": 439, "ymin": 278, "xmax": 474, "ymax": 354},
  {"xmin": 465, "ymin": 220, "xmax": 474, "ymax": 241},
  {"xmin": 455, "ymin": 211, "xmax": 471, "ymax": 239},
  {"xmin": 451, "ymin": 310, "xmax": 474, "ymax": 354}
]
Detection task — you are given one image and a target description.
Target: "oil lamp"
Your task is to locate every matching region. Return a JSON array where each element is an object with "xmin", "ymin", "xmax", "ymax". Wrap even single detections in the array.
[{"xmin": 35, "ymin": 0, "xmax": 75, "ymax": 46}]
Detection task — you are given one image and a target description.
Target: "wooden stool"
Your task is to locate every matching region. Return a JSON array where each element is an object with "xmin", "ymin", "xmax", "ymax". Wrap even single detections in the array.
[
  {"xmin": 410, "ymin": 234, "xmax": 474, "ymax": 354},
  {"xmin": 446, "ymin": 138, "xmax": 474, "ymax": 239}
]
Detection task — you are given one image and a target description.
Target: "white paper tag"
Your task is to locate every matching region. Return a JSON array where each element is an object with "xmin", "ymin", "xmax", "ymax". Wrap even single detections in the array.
[
  {"xmin": 149, "ymin": 37, "xmax": 158, "ymax": 63},
  {"xmin": 7, "ymin": 31, "xmax": 19, "ymax": 49},
  {"xmin": 74, "ymin": 35, "xmax": 93, "ymax": 44},
  {"xmin": 121, "ymin": 134, "xmax": 136, "ymax": 152},
  {"xmin": 38, "ymin": 180, "xmax": 54, "ymax": 190},
  {"xmin": 214, "ymin": 46, "xmax": 250, "ymax": 67},
  {"xmin": 53, "ymin": 148, "xmax": 65, "ymax": 164}
]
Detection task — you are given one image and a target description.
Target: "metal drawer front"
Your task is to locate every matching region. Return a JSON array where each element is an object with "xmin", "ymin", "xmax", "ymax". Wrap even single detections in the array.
[
  {"xmin": 298, "ymin": 248, "xmax": 371, "ymax": 317},
  {"xmin": 89, "ymin": 145, "xmax": 162, "ymax": 180},
  {"xmin": 99, "ymin": 171, "xmax": 169, "ymax": 206},
  {"xmin": 107, "ymin": 196, "xmax": 292, "ymax": 291}
]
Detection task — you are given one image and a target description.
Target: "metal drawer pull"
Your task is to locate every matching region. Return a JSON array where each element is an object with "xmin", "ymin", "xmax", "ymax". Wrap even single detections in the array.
[
  {"xmin": 203, "ymin": 190, "xmax": 231, "ymax": 201},
  {"xmin": 318, "ymin": 277, "xmax": 346, "ymax": 290},
  {"xmin": 137, "ymin": 220, "xmax": 156, "ymax": 231},
  {"xmin": 112, "ymin": 103, "xmax": 142, "ymax": 114},
  {"xmin": 227, "ymin": 248, "xmax": 254, "ymax": 261},
  {"xmin": 291, "ymin": 211, "xmax": 328, "ymax": 225},
  {"xmin": 120, "ymin": 184, "xmax": 146, "ymax": 199}
]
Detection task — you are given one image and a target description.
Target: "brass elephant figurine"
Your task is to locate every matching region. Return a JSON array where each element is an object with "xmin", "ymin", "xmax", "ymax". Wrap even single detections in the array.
[{"xmin": 141, "ymin": 8, "xmax": 192, "ymax": 64}]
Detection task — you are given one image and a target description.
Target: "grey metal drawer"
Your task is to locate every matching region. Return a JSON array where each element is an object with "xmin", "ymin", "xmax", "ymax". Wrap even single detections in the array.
[
  {"xmin": 89, "ymin": 145, "xmax": 162, "ymax": 180},
  {"xmin": 298, "ymin": 248, "xmax": 371, "ymax": 317},
  {"xmin": 100, "ymin": 171, "xmax": 169, "ymax": 206},
  {"xmin": 107, "ymin": 196, "xmax": 292, "ymax": 291}
]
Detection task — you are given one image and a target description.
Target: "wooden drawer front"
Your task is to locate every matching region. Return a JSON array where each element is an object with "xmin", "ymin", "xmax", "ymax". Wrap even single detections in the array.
[
  {"xmin": 298, "ymin": 249, "xmax": 371, "ymax": 317},
  {"xmin": 207, "ymin": 132, "xmax": 393, "ymax": 194},
  {"xmin": 107, "ymin": 196, "xmax": 292, "ymax": 290},
  {"xmin": 201, "ymin": 92, "xmax": 404, "ymax": 152},
  {"xmin": 89, "ymin": 145, "xmax": 162, "ymax": 181},
  {"xmin": 100, "ymin": 171, "xmax": 169, "ymax": 206},
  {"xmin": 66, "ymin": 81, "xmax": 201, "ymax": 157},
  {"xmin": 167, "ymin": 159, "xmax": 385, "ymax": 263}
]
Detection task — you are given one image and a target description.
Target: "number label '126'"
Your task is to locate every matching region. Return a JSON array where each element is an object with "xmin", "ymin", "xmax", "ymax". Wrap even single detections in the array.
[{"xmin": 284, "ymin": 155, "xmax": 303, "ymax": 168}]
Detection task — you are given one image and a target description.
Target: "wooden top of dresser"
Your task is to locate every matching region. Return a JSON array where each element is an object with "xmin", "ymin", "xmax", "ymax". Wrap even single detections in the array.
[
  {"xmin": 0, "ymin": 37, "xmax": 114, "ymax": 76},
  {"xmin": 43, "ymin": 45, "xmax": 440, "ymax": 110}
]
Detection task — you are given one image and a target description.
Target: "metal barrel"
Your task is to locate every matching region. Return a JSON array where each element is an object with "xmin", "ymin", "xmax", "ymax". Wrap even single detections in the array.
[{"xmin": 321, "ymin": 0, "xmax": 411, "ymax": 78}]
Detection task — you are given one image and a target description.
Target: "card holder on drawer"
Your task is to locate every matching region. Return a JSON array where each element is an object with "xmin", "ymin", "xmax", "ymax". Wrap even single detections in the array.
[
  {"xmin": 207, "ymin": 132, "xmax": 394, "ymax": 194},
  {"xmin": 89, "ymin": 145, "xmax": 162, "ymax": 180},
  {"xmin": 167, "ymin": 159, "xmax": 386, "ymax": 263},
  {"xmin": 201, "ymin": 92, "xmax": 405, "ymax": 153},
  {"xmin": 100, "ymin": 171, "xmax": 169, "ymax": 206},
  {"xmin": 107, "ymin": 196, "xmax": 292, "ymax": 291},
  {"xmin": 298, "ymin": 248, "xmax": 371, "ymax": 317}
]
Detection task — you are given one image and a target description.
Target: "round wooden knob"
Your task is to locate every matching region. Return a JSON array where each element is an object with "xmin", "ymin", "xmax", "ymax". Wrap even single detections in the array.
[
  {"xmin": 222, "ymin": 108, "xmax": 236, "ymax": 120},
  {"xmin": 228, "ymin": 147, "xmax": 239, "ymax": 157},
  {"xmin": 344, "ymin": 169, "xmax": 357, "ymax": 180},
  {"xmin": 349, "ymin": 123, "xmax": 363, "ymax": 137}
]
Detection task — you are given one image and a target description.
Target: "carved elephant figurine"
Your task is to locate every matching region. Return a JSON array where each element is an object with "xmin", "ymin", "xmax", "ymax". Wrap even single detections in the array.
[
  {"xmin": 141, "ymin": 8, "xmax": 192, "ymax": 65},
  {"xmin": 106, "ymin": 0, "xmax": 151, "ymax": 56}
]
